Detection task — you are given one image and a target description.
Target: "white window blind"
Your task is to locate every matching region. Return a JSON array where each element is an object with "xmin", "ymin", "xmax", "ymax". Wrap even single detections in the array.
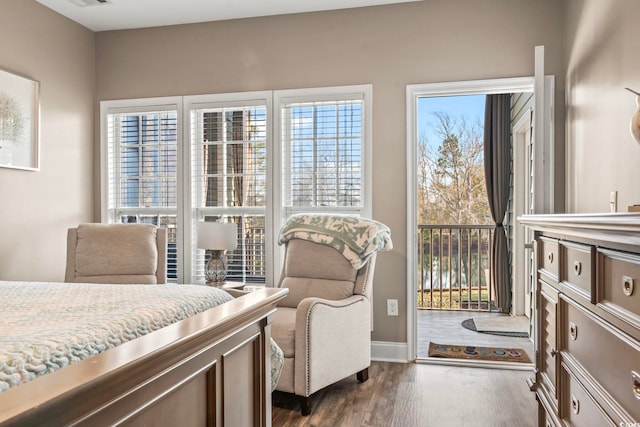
[
  {"xmin": 101, "ymin": 86, "xmax": 370, "ymax": 286},
  {"xmin": 280, "ymin": 95, "xmax": 367, "ymax": 218},
  {"xmin": 190, "ymin": 102, "xmax": 268, "ymax": 284},
  {"xmin": 104, "ymin": 105, "xmax": 179, "ymax": 282}
]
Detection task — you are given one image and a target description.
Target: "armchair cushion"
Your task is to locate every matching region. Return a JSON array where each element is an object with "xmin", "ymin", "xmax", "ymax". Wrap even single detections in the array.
[
  {"xmin": 279, "ymin": 277, "xmax": 355, "ymax": 308},
  {"xmin": 284, "ymin": 239, "xmax": 356, "ymax": 282},
  {"xmin": 278, "ymin": 239, "xmax": 359, "ymax": 308},
  {"xmin": 272, "ymin": 307, "xmax": 296, "ymax": 357}
]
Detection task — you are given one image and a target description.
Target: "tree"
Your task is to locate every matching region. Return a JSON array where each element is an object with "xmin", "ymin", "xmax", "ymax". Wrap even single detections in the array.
[{"xmin": 418, "ymin": 111, "xmax": 491, "ymax": 225}]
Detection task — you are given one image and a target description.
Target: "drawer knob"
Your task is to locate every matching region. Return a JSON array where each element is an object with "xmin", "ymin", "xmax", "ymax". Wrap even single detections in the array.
[
  {"xmin": 550, "ymin": 348, "xmax": 558, "ymax": 357},
  {"xmin": 571, "ymin": 394, "xmax": 580, "ymax": 414},
  {"xmin": 574, "ymin": 261, "xmax": 582, "ymax": 276},
  {"xmin": 569, "ymin": 322, "xmax": 578, "ymax": 340},
  {"xmin": 623, "ymin": 276, "xmax": 635, "ymax": 297},
  {"xmin": 633, "ymin": 371, "xmax": 640, "ymax": 400},
  {"xmin": 548, "ymin": 252, "xmax": 554, "ymax": 263}
]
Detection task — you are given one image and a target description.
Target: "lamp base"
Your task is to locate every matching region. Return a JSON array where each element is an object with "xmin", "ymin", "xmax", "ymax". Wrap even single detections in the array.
[
  {"xmin": 205, "ymin": 281, "xmax": 225, "ymax": 287},
  {"xmin": 204, "ymin": 250, "xmax": 227, "ymax": 287}
]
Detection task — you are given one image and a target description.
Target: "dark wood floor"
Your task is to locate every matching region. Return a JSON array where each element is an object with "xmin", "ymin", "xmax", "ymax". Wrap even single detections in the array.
[{"xmin": 272, "ymin": 361, "xmax": 537, "ymax": 427}]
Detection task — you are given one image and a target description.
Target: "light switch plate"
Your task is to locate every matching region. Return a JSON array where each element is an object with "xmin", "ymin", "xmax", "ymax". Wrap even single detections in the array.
[
  {"xmin": 610, "ymin": 191, "xmax": 618, "ymax": 212},
  {"xmin": 387, "ymin": 299, "xmax": 398, "ymax": 316}
]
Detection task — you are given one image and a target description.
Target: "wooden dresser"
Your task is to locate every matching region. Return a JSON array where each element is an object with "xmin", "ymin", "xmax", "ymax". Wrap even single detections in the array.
[{"xmin": 519, "ymin": 214, "xmax": 640, "ymax": 427}]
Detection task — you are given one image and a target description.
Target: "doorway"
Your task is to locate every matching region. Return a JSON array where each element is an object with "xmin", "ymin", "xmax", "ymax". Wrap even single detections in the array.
[{"xmin": 406, "ymin": 77, "xmax": 545, "ymax": 364}]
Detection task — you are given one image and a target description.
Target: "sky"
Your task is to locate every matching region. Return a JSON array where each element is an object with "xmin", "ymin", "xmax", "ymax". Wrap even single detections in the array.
[{"xmin": 417, "ymin": 94, "xmax": 486, "ymax": 147}]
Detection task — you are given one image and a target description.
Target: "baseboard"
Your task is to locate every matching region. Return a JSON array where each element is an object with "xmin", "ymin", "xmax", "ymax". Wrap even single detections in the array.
[{"xmin": 371, "ymin": 341, "xmax": 408, "ymax": 363}]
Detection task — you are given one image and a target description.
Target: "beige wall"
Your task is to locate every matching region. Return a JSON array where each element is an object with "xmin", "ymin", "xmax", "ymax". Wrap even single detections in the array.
[
  {"xmin": 0, "ymin": 0, "xmax": 568, "ymax": 346},
  {"xmin": 565, "ymin": 0, "xmax": 640, "ymax": 212},
  {"xmin": 5, "ymin": 0, "xmax": 634, "ymax": 353},
  {"xmin": 0, "ymin": 1, "xmax": 95, "ymax": 281},
  {"xmin": 95, "ymin": 0, "xmax": 564, "ymax": 343}
]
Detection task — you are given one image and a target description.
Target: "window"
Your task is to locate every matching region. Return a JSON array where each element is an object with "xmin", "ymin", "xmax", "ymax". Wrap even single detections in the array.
[
  {"xmin": 280, "ymin": 99, "xmax": 365, "ymax": 214},
  {"xmin": 188, "ymin": 96, "xmax": 269, "ymax": 284},
  {"xmin": 101, "ymin": 86, "xmax": 371, "ymax": 285},
  {"xmin": 102, "ymin": 98, "xmax": 181, "ymax": 282}
]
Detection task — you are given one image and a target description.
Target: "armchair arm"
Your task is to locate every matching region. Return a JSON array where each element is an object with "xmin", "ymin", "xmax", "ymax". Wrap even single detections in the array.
[{"xmin": 294, "ymin": 295, "xmax": 371, "ymax": 396}]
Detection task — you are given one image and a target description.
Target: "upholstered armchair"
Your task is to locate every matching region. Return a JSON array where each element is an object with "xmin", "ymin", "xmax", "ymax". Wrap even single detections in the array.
[
  {"xmin": 65, "ymin": 223, "xmax": 167, "ymax": 284},
  {"xmin": 271, "ymin": 238, "xmax": 378, "ymax": 415}
]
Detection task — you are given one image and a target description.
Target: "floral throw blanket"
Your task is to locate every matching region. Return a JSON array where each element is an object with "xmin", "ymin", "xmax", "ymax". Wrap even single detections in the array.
[
  {"xmin": 0, "ymin": 281, "xmax": 283, "ymax": 392},
  {"xmin": 278, "ymin": 214, "xmax": 393, "ymax": 269}
]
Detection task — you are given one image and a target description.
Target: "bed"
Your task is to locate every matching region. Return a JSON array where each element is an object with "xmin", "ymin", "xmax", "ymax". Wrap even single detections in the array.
[{"xmin": 0, "ymin": 281, "xmax": 287, "ymax": 426}]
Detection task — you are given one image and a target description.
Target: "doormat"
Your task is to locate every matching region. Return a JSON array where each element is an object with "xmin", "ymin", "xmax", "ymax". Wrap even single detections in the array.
[
  {"xmin": 428, "ymin": 342, "xmax": 532, "ymax": 363},
  {"xmin": 462, "ymin": 318, "xmax": 529, "ymax": 338}
]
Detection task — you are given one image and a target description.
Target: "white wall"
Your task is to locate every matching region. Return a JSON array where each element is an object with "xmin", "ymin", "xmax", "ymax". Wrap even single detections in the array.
[
  {"xmin": 565, "ymin": 0, "xmax": 640, "ymax": 212},
  {"xmin": 0, "ymin": 1, "xmax": 95, "ymax": 281}
]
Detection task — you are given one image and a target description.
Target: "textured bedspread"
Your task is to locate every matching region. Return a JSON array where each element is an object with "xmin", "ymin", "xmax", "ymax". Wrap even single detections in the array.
[{"xmin": 0, "ymin": 281, "xmax": 283, "ymax": 392}]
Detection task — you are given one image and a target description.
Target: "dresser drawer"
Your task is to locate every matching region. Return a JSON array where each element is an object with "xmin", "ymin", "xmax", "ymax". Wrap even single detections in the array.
[
  {"xmin": 539, "ymin": 236, "xmax": 559, "ymax": 280},
  {"xmin": 561, "ymin": 241, "xmax": 594, "ymax": 303},
  {"xmin": 561, "ymin": 366, "xmax": 615, "ymax": 427},
  {"xmin": 562, "ymin": 297, "xmax": 640, "ymax": 420},
  {"xmin": 538, "ymin": 402, "xmax": 560, "ymax": 427},
  {"xmin": 598, "ymin": 248, "xmax": 640, "ymax": 330},
  {"xmin": 539, "ymin": 280, "xmax": 559, "ymax": 402}
]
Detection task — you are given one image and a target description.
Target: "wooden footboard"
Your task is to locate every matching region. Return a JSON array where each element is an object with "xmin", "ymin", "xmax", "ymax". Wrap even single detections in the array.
[{"xmin": 0, "ymin": 288, "xmax": 287, "ymax": 427}]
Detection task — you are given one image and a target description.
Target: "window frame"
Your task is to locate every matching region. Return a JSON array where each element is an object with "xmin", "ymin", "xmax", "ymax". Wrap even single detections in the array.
[
  {"xmin": 100, "ymin": 85, "xmax": 372, "ymax": 286},
  {"xmin": 183, "ymin": 91, "xmax": 273, "ymax": 284},
  {"xmin": 273, "ymin": 85, "xmax": 372, "ymax": 273},
  {"xmin": 100, "ymin": 96, "xmax": 184, "ymax": 281}
]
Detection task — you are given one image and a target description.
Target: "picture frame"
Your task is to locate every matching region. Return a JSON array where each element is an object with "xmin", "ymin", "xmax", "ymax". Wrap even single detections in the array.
[{"xmin": 0, "ymin": 68, "xmax": 39, "ymax": 171}]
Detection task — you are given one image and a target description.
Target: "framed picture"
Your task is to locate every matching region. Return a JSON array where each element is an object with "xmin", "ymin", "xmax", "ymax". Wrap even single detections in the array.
[{"xmin": 0, "ymin": 68, "xmax": 39, "ymax": 171}]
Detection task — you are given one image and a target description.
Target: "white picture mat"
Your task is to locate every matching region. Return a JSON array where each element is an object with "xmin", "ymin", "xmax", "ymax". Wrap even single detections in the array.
[{"xmin": 0, "ymin": 69, "xmax": 39, "ymax": 170}]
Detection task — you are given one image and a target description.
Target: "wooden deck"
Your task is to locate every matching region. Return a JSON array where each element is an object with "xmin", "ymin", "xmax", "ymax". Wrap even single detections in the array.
[{"xmin": 417, "ymin": 309, "xmax": 535, "ymax": 365}]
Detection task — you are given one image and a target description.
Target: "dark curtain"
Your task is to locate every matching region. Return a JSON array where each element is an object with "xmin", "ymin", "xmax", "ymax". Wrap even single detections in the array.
[
  {"xmin": 484, "ymin": 94, "xmax": 512, "ymax": 313},
  {"xmin": 231, "ymin": 111, "xmax": 244, "ymax": 208}
]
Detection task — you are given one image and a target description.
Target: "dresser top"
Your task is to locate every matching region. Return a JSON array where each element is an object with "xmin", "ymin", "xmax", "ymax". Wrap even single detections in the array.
[{"xmin": 519, "ymin": 213, "xmax": 640, "ymax": 247}]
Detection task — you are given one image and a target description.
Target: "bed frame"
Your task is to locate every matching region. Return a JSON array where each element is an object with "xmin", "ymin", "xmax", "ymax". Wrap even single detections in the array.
[{"xmin": 0, "ymin": 287, "xmax": 287, "ymax": 427}]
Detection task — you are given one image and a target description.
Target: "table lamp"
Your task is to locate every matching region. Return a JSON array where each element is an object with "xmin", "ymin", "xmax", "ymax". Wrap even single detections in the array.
[{"xmin": 197, "ymin": 222, "xmax": 238, "ymax": 286}]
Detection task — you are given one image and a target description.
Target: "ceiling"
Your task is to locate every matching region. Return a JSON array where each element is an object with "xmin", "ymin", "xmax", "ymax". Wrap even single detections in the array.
[{"xmin": 36, "ymin": 0, "xmax": 420, "ymax": 32}]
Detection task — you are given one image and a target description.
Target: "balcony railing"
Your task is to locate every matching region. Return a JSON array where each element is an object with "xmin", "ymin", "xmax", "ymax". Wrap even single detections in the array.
[{"xmin": 418, "ymin": 224, "xmax": 495, "ymax": 311}]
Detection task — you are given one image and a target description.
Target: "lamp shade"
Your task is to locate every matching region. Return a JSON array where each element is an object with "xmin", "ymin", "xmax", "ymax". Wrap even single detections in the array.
[{"xmin": 197, "ymin": 222, "xmax": 237, "ymax": 251}]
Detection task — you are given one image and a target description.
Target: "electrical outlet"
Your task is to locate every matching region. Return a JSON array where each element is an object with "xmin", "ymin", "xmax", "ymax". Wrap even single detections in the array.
[
  {"xmin": 610, "ymin": 191, "xmax": 618, "ymax": 212},
  {"xmin": 387, "ymin": 299, "xmax": 398, "ymax": 316}
]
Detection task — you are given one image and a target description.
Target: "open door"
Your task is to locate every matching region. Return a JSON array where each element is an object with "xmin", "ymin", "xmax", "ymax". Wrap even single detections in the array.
[
  {"xmin": 407, "ymin": 77, "xmax": 540, "ymax": 361},
  {"xmin": 533, "ymin": 45, "xmax": 556, "ymax": 215},
  {"xmin": 524, "ymin": 45, "xmax": 555, "ymax": 338},
  {"xmin": 512, "ymin": 108, "xmax": 534, "ymax": 318}
]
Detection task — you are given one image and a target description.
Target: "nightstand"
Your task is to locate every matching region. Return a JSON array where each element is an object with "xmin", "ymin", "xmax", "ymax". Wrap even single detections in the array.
[
  {"xmin": 220, "ymin": 281, "xmax": 248, "ymax": 291},
  {"xmin": 221, "ymin": 282, "xmax": 265, "ymax": 298}
]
